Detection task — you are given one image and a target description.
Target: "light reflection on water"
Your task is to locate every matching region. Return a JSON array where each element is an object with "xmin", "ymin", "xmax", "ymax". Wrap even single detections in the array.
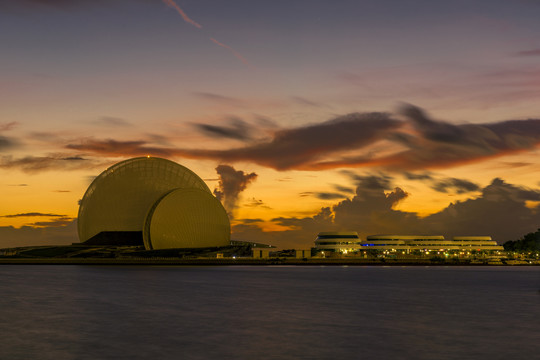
[{"xmin": 0, "ymin": 266, "xmax": 539, "ymax": 360}]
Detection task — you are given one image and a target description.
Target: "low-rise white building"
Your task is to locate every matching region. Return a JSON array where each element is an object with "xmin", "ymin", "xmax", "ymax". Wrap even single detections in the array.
[
  {"xmin": 451, "ymin": 236, "xmax": 503, "ymax": 251},
  {"xmin": 363, "ymin": 235, "xmax": 452, "ymax": 251},
  {"xmin": 314, "ymin": 233, "xmax": 504, "ymax": 253},
  {"xmin": 314, "ymin": 232, "xmax": 362, "ymax": 253}
]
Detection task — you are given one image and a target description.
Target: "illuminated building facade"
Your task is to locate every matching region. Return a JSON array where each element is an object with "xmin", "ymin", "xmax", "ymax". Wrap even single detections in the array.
[
  {"xmin": 315, "ymin": 233, "xmax": 504, "ymax": 253},
  {"xmin": 451, "ymin": 236, "xmax": 503, "ymax": 251},
  {"xmin": 363, "ymin": 235, "xmax": 455, "ymax": 251},
  {"xmin": 362, "ymin": 235, "xmax": 503, "ymax": 252},
  {"xmin": 78, "ymin": 157, "xmax": 230, "ymax": 250},
  {"xmin": 314, "ymin": 232, "xmax": 362, "ymax": 253}
]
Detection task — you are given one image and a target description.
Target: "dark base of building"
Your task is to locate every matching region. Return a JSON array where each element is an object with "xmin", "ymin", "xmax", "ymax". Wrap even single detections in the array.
[{"xmin": 81, "ymin": 231, "xmax": 144, "ymax": 246}]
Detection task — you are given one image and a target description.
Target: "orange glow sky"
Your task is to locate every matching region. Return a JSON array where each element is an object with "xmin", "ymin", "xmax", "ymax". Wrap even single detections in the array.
[{"xmin": 2, "ymin": 0, "xmax": 540, "ymax": 247}]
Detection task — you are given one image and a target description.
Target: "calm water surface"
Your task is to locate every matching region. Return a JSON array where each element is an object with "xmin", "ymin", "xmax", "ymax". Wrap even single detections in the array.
[{"xmin": 0, "ymin": 265, "xmax": 539, "ymax": 360}]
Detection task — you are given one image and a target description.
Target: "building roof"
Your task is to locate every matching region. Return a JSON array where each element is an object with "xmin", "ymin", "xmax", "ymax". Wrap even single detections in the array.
[
  {"xmin": 317, "ymin": 231, "xmax": 359, "ymax": 237},
  {"xmin": 367, "ymin": 235, "xmax": 445, "ymax": 240}
]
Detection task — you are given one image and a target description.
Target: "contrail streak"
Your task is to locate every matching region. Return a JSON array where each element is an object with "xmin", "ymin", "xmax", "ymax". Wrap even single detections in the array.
[
  {"xmin": 210, "ymin": 37, "xmax": 252, "ymax": 67},
  {"xmin": 162, "ymin": 0, "xmax": 202, "ymax": 29},
  {"xmin": 161, "ymin": 0, "xmax": 251, "ymax": 67}
]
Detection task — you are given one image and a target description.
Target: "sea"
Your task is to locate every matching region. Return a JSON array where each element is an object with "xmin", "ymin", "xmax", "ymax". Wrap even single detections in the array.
[{"xmin": 0, "ymin": 265, "xmax": 538, "ymax": 360}]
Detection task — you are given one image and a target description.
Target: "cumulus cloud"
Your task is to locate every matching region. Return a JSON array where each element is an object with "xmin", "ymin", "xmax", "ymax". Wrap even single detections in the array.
[
  {"xmin": 331, "ymin": 183, "xmax": 411, "ymax": 233},
  {"xmin": 232, "ymin": 178, "xmax": 540, "ymax": 247},
  {"xmin": 423, "ymin": 179, "xmax": 540, "ymax": 241},
  {"xmin": 213, "ymin": 165, "xmax": 257, "ymax": 216},
  {"xmin": 231, "ymin": 181, "xmax": 413, "ymax": 248}
]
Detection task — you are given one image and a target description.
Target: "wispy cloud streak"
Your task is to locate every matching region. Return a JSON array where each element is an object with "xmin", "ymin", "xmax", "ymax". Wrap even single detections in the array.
[
  {"xmin": 0, "ymin": 212, "xmax": 67, "ymax": 218},
  {"xmin": 515, "ymin": 48, "xmax": 540, "ymax": 56},
  {"xmin": 0, "ymin": 155, "xmax": 107, "ymax": 173},
  {"xmin": 162, "ymin": 0, "xmax": 201, "ymax": 28},
  {"xmin": 210, "ymin": 37, "xmax": 252, "ymax": 67},
  {"xmin": 0, "ymin": 122, "xmax": 18, "ymax": 132},
  {"xmin": 161, "ymin": 0, "xmax": 250, "ymax": 66}
]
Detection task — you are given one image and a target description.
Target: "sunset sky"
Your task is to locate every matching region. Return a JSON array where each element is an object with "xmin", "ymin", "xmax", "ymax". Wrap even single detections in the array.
[{"xmin": 2, "ymin": 0, "xmax": 540, "ymax": 247}]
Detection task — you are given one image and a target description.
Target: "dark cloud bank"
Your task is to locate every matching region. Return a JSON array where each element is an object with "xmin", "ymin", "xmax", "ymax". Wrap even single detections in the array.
[
  {"xmin": 0, "ymin": 220, "xmax": 77, "ymax": 248},
  {"xmin": 63, "ymin": 104, "xmax": 540, "ymax": 172},
  {"xmin": 7, "ymin": 104, "xmax": 540, "ymax": 174},
  {"xmin": 66, "ymin": 111, "xmax": 400, "ymax": 170},
  {"xmin": 232, "ymin": 177, "xmax": 540, "ymax": 248}
]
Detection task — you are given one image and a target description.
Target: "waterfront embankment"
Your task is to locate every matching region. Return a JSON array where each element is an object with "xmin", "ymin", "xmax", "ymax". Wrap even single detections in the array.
[{"xmin": 0, "ymin": 257, "xmax": 538, "ymax": 266}]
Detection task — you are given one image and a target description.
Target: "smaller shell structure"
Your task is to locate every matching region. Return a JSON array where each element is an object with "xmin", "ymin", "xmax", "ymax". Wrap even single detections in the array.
[
  {"xmin": 143, "ymin": 188, "xmax": 230, "ymax": 250},
  {"xmin": 78, "ymin": 157, "xmax": 230, "ymax": 249}
]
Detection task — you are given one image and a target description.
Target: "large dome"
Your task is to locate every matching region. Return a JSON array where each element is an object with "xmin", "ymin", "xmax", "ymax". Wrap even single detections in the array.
[
  {"xmin": 143, "ymin": 188, "xmax": 230, "ymax": 250},
  {"xmin": 78, "ymin": 157, "xmax": 213, "ymax": 243}
]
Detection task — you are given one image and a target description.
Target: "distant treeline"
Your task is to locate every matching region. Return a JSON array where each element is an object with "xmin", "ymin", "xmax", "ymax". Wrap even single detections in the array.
[{"xmin": 504, "ymin": 229, "xmax": 540, "ymax": 252}]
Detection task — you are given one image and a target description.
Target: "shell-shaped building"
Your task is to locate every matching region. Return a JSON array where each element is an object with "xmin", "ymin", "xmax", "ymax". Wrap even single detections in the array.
[
  {"xmin": 78, "ymin": 157, "xmax": 230, "ymax": 249},
  {"xmin": 143, "ymin": 188, "xmax": 230, "ymax": 250}
]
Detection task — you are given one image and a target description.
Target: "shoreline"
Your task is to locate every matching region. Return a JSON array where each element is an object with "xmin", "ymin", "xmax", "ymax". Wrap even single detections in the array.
[{"xmin": 1, "ymin": 258, "xmax": 538, "ymax": 266}]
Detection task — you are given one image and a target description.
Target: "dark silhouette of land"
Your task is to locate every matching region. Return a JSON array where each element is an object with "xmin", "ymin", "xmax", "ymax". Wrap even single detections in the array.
[{"xmin": 0, "ymin": 243, "xmax": 538, "ymax": 266}]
